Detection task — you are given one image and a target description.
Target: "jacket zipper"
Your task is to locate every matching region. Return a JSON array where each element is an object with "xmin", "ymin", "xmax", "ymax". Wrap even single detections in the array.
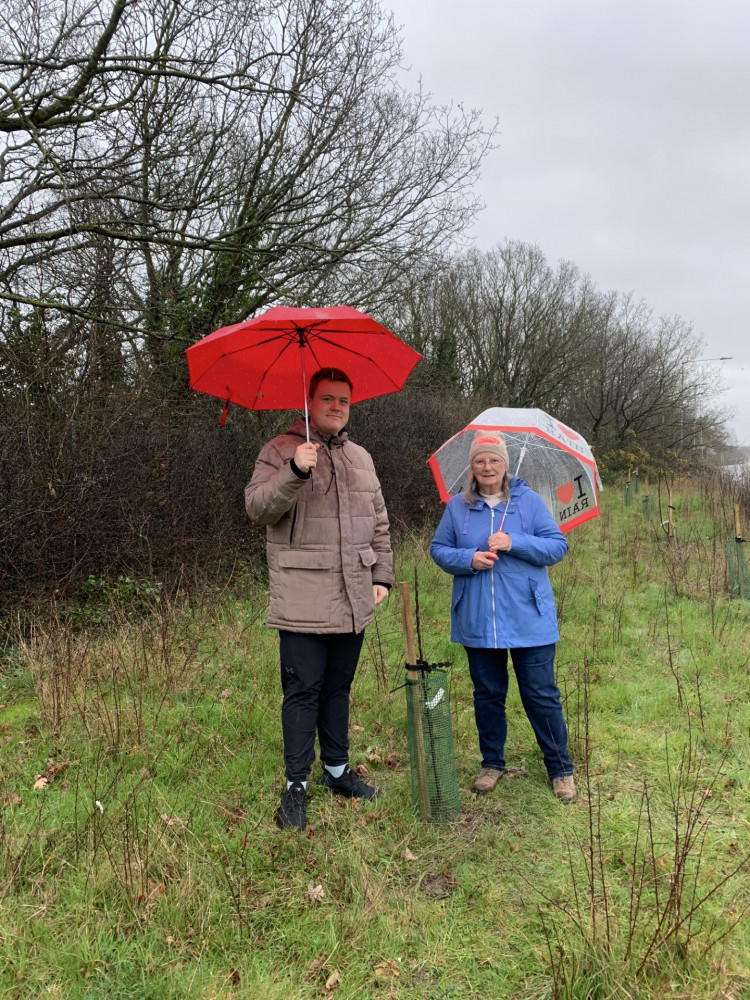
[{"xmin": 490, "ymin": 504, "xmax": 498, "ymax": 648}]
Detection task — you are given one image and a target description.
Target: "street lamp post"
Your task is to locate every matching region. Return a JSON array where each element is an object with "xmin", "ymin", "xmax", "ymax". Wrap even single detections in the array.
[{"xmin": 682, "ymin": 356, "xmax": 733, "ymax": 450}]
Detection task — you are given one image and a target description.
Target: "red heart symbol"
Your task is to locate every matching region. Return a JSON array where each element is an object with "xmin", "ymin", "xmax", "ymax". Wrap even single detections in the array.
[{"xmin": 557, "ymin": 481, "xmax": 575, "ymax": 505}]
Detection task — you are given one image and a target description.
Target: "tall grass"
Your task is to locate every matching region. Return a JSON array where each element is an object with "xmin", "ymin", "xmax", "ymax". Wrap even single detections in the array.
[{"xmin": 0, "ymin": 477, "xmax": 749, "ymax": 999}]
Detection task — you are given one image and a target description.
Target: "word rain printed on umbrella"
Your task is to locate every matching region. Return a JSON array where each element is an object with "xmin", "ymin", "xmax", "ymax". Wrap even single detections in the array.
[{"xmin": 428, "ymin": 407, "xmax": 601, "ymax": 532}]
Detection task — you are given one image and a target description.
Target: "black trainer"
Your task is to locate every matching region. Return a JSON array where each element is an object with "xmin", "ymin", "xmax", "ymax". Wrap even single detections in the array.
[
  {"xmin": 277, "ymin": 781, "xmax": 307, "ymax": 829},
  {"xmin": 319, "ymin": 765, "xmax": 379, "ymax": 800}
]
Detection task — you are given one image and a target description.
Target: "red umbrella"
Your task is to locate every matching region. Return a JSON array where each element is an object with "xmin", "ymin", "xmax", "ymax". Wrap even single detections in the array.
[{"xmin": 186, "ymin": 306, "xmax": 421, "ymax": 432}]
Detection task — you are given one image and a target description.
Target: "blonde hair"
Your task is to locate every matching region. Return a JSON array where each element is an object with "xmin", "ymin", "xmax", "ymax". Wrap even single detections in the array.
[{"xmin": 462, "ymin": 471, "xmax": 511, "ymax": 506}]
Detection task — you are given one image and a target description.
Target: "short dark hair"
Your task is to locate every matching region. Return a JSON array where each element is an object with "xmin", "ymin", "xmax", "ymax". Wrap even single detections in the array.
[{"xmin": 308, "ymin": 367, "xmax": 353, "ymax": 398}]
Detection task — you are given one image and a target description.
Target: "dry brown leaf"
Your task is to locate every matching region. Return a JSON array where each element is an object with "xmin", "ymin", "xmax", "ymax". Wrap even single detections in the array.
[
  {"xmin": 33, "ymin": 775, "xmax": 49, "ymax": 790},
  {"xmin": 400, "ymin": 848, "xmax": 416, "ymax": 861},
  {"xmin": 351, "ymin": 725, "xmax": 365, "ymax": 733},
  {"xmin": 374, "ymin": 959, "xmax": 400, "ymax": 978},
  {"xmin": 219, "ymin": 688, "xmax": 231, "ymax": 700},
  {"xmin": 44, "ymin": 758, "xmax": 71, "ymax": 781},
  {"xmin": 306, "ymin": 957, "xmax": 324, "ymax": 981},
  {"xmin": 323, "ymin": 969, "xmax": 341, "ymax": 991},
  {"xmin": 306, "ymin": 881, "xmax": 325, "ymax": 902},
  {"xmin": 353, "ymin": 762, "xmax": 369, "ymax": 777},
  {"xmin": 2, "ymin": 791, "xmax": 22, "ymax": 807},
  {"xmin": 160, "ymin": 813, "xmax": 187, "ymax": 829},
  {"xmin": 478, "ymin": 957, "xmax": 496, "ymax": 967}
]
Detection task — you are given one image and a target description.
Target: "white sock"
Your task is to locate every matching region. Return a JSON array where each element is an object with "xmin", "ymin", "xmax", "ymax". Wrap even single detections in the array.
[
  {"xmin": 325, "ymin": 764, "xmax": 347, "ymax": 779},
  {"xmin": 287, "ymin": 780, "xmax": 307, "ymax": 790}
]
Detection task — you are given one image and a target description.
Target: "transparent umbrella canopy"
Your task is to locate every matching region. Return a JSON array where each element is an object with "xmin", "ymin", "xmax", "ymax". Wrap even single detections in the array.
[{"xmin": 428, "ymin": 407, "xmax": 602, "ymax": 532}]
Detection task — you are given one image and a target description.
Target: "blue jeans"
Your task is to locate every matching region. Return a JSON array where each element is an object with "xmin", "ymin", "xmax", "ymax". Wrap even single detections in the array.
[{"xmin": 464, "ymin": 644, "xmax": 573, "ymax": 780}]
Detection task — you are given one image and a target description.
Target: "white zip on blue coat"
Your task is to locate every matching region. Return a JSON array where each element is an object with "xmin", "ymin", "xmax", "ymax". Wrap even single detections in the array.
[{"xmin": 490, "ymin": 504, "xmax": 498, "ymax": 648}]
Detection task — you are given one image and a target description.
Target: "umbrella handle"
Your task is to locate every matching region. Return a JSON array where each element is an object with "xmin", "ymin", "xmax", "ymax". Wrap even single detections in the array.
[
  {"xmin": 300, "ymin": 342, "xmax": 310, "ymax": 442},
  {"xmin": 499, "ymin": 445, "xmax": 526, "ymax": 531}
]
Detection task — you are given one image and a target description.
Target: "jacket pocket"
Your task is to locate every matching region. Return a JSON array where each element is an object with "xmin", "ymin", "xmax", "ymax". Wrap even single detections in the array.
[
  {"xmin": 528, "ymin": 577, "xmax": 551, "ymax": 616},
  {"xmin": 272, "ymin": 551, "xmax": 335, "ymax": 625},
  {"xmin": 452, "ymin": 577, "xmax": 483, "ymax": 639},
  {"xmin": 357, "ymin": 547, "xmax": 377, "ymax": 568}
]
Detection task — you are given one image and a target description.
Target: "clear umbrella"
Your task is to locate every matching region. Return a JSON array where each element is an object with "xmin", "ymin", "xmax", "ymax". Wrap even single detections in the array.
[{"xmin": 428, "ymin": 407, "xmax": 601, "ymax": 532}]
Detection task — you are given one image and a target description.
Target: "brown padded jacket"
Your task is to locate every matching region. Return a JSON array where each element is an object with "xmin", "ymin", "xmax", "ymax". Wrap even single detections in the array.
[{"xmin": 245, "ymin": 417, "xmax": 394, "ymax": 634}]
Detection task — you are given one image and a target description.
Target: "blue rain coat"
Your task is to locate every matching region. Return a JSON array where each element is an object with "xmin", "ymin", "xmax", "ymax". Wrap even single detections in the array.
[{"xmin": 430, "ymin": 477, "xmax": 567, "ymax": 649}]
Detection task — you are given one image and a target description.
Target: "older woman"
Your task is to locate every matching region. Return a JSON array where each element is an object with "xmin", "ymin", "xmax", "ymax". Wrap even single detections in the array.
[{"xmin": 430, "ymin": 431, "xmax": 576, "ymax": 803}]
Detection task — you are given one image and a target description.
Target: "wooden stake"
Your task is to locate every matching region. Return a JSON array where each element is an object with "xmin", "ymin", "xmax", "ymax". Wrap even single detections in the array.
[
  {"xmin": 400, "ymin": 581, "xmax": 431, "ymax": 820},
  {"xmin": 735, "ymin": 504, "xmax": 745, "ymax": 599},
  {"xmin": 667, "ymin": 482, "xmax": 675, "ymax": 540}
]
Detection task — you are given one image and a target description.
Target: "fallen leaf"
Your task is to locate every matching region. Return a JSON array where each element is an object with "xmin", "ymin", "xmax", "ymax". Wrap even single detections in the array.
[
  {"xmin": 351, "ymin": 725, "xmax": 365, "ymax": 733},
  {"xmin": 219, "ymin": 689, "xmax": 231, "ymax": 700},
  {"xmin": 385, "ymin": 752, "xmax": 400, "ymax": 770},
  {"xmin": 306, "ymin": 957, "xmax": 324, "ymax": 981},
  {"xmin": 324, "ymin": 969, "xmax": 341, "ymax": 991},
  {"xmin": 160, "ymin": 813, "xmax": 187, "ymax": 829},
  {"xmin": 306, "ymin": 881, "xmax": 325, "ymax": 902},
  {"xmin": 374, "ymin": 959, "xmax": 400, "ymax": 978},
  {"xmin": 478, "ymin": 956, "xmax": 496, "ymax": 967},
  {"xmin": 506, "ymin": 842, "xmax": 519, "ymax": 853},
  {"xmin": 353, "ymin": 762, "xmax": 369, "ymax": 777},
  {"xmin": 33, "ymin": 776, "xmax": 49, "ymax": 790},
  {"xmin": 1, "ymin": 791, "xmax": 22, "ymax": 807},
  {"xmin": 43, "ymin": 758, "xmax": 71, "ymax": 782},
  {"xmin": 400, "ymin": 848, "xmax": 416, "ymax": 861}
]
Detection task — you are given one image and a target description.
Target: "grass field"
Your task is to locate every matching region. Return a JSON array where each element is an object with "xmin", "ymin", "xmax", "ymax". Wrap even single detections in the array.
[{"xmin": 1, "ymin": 480, "xmax": 749, "ymax": 999}]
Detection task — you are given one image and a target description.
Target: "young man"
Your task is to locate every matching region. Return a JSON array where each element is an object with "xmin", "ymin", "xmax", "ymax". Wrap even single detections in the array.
[{"xmin": 245, "ymin": 368, "xmax": 393, "ymax": 829}]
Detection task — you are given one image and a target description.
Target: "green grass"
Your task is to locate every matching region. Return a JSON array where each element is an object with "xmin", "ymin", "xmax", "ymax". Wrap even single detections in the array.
[{"xmin": 1, "ymin": 481, "xmax": 750, "ymax": 999}]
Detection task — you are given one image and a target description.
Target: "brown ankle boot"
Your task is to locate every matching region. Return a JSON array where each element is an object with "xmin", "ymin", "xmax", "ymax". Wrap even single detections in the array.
[
  {"xmin": 552, "ymin": 775, "xmax": 577, "ymax": 803},
  {"xmin": 473, "ymin": 768, "xmax": 504, "ymax": 794}
]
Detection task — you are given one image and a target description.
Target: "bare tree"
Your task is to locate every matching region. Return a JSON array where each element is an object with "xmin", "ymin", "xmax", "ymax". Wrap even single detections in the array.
[
  {"xmin": 383, "ymin": 241, "xmax": 598, "ymax": 406},
  {"xmin": 0, "ymin": 0, "xmax": 494, "ymax": 352},
  {"xmin": 383, "ymin": 241, "xmax": 731, "ymax": 463}
]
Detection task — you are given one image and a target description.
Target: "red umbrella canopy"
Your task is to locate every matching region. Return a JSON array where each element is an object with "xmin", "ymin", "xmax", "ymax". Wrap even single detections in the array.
[{"xmin": 186, "ymin": 306, "xmax": 421, "ymax": 411}]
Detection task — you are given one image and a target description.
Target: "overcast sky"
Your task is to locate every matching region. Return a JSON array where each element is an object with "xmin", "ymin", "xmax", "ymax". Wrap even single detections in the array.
[{"xmin": 386, "ymin": 0, "xmax": 750, "ymax": 445}]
